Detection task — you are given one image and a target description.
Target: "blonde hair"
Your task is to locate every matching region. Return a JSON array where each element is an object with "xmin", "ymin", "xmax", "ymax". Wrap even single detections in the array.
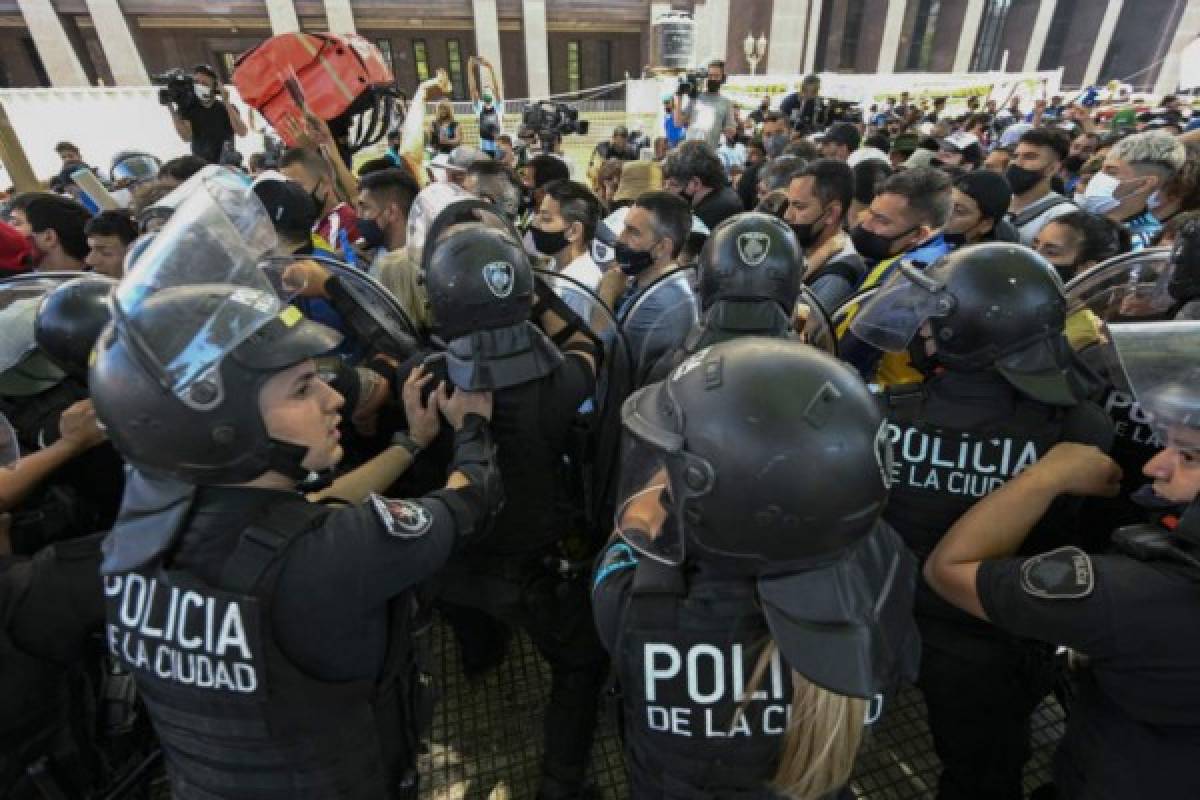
[
  {"xmin": 435, "ymin": 101, "xmax": 454, "ymax": 123},
  {"xmin": 742, "ymin": 643, "xmax": 866, "ymax": 800}
]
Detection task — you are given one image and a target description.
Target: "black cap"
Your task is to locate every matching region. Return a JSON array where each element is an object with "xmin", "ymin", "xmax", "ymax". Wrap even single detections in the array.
[
  {"xmin": 824, "ymin": 122, "xmax": 861, "ymax": 151},
  {"xmin": 252, "ymin": 176, "xmax": 317, "ymax": 238},
  {"xmin": 954, "ymin": 171, "xmax": 1013, "ymax": 224}
]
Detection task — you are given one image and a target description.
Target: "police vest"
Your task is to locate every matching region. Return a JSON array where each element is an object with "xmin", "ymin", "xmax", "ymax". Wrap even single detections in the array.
[
  {"xmin": 103, "ymin": 497, "xmax": 417, "ymax": 799},
  {"xmin": 883, "ymin": 382, "xmax": 1092, "ymax": 624},
  {"xmin": 615, "ymin": 558, "xmax": 791, "ymax": 799}
]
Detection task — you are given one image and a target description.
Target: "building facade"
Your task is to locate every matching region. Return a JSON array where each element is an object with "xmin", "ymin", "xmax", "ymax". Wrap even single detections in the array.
[{"xmin": 0, "ymin": 0, "xmax": 1194, "ymax": 99}]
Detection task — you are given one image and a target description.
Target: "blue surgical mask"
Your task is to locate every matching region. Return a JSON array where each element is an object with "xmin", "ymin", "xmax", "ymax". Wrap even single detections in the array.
[{"xmin": 1080, "ymin": 172, "xmax": 1121, "ymax": 214}]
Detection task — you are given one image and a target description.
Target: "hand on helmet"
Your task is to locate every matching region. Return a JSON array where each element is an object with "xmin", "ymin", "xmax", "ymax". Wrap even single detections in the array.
[
  {"xmin": 59, "ymin": 399, "xmax": 107, "ymax": 452},
  {"xmin": 401, "ymin": 366, "xmax": 441, "ymax": 447},
  {"xmin": 438, "ymin": 384, "xmax": 493, "ymax": 429}
]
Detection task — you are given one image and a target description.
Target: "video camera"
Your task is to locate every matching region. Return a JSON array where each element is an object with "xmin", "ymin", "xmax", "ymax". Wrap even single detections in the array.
[
  {"xmin": 675, "ymin": 68, "xmax": 708, "ymax": 100},
  {"xmin": 155, "ymin": 69, "xmax": 197, "ymax": 112},
  {"xmin": 521, "ymin": 101, "xmax": 590, "ymax": 151}
]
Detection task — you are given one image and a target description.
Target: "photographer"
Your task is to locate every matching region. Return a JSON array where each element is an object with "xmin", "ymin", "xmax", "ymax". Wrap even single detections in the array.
[
  {"xmin": 674, "ymin": 60, "xmax": 736, "ymax": 151},
  {"xmin": 468, "ymin": 56, "xmax": 504, "ymax": 159},
  {"xmin": 166, "ymin": 65, "xmax": 248, "ymax": 164}
]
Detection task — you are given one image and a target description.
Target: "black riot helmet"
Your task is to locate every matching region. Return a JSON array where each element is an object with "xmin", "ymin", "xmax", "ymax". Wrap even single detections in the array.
[
  {"xmin": 695, "ymin": 212, "xmax": 804, "ymax": 338},
  {"xmin": 423, "ymin": 208, "xmax": 562, "ymax": 390},
  {"xmin": 35, "ymin": 274, "xmax": 116, "ymax": 381},
  {"xmin": 616, "ymin": 338, "xmax": 917, "ymax": 699},
  {"xmin": 89, "ymin": 167, "xmax": 342, "ymax": 485},
  {"xmin": 852, "ymin": 243, "xmax": 1080, "ymax": 404},
  {"xmin": 1167, "ymin": 218, "xmax": 1200, "ymax": 304},
  {"xmin": 617, "ymin": 337, "xmax": 892, "ymax": 573}
]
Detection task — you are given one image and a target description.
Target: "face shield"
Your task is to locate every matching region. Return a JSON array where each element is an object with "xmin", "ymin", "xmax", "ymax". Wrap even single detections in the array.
[
  {"xmin": 1108, "ymin": 320, "xmax": 1200, "ymax": 448},
  {"xmin": 111, "ymin": 154, "xmax": 162, "ymax": 186},
  {"xmin": 112, "ymin": 167, "xmax": 298, "ymax": 402},
  {"xmin": 614, "ymin": 379, "xmax": 716, "ymax": 566},
  {"xmin": 1064, "ymin": 248, "xmax": 1174, "ymax": 322},
  {"xmin": 404, "ymin": 182, "xmax": 470, "ymax": 268},
  {"xmin": 848, "ymin": 263, "xmax": 957, "ymax": 352},
  {"xmin": 0, "ymin": 276, "xmax": 73, "ymax": 374}
]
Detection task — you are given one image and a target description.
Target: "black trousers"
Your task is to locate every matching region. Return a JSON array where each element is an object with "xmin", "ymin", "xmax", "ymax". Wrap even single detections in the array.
[
  {"xmin": 439, "ymin": 551, "xmax": 609, "ymax": 799},
  {"xmin": 917, "ymin": 618, "xmax": 1056, "ymax": 800}
]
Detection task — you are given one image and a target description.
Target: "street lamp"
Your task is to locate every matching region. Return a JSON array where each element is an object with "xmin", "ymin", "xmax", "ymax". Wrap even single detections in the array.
[{"xmin": 744, "ymin": 33, "xmax": 768, "ymax": 76}]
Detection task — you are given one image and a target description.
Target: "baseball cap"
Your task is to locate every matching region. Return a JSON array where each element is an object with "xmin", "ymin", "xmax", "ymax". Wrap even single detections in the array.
[
  {"xmin": 938, "ymin": 131, "xmax": 980, "ymax": 153},
  {"xmin": 0, "ymin": 221, "xmax": 30, "ymax": 272},
  {"xmin": 251, "ymin": 171, "xmax": 318, "ymax": 237},
  {"xmin": 823, "ymin": 122, "xmax": 861, "ymax": 151}
]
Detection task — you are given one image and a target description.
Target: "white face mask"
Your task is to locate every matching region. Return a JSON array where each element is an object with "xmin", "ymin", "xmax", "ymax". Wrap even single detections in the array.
[
  {"xmin": 194, "ymin": 84, "xmax": 213, "ymax": 101},
  {"xmin": 1080, "ymin": 172, "xmax": 1122, "ymax": 214}
]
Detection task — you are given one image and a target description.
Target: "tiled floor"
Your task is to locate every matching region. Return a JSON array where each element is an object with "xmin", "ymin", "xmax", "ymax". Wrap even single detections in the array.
[{"xmin": 418, "ymin": 621, "xmax": 1064, "ymax": 799}]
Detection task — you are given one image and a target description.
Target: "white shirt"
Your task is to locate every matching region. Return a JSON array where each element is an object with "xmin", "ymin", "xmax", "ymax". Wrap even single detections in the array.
[{"xmin": 559, "ymin": 251, "xmax": 602, "ymax": 291}]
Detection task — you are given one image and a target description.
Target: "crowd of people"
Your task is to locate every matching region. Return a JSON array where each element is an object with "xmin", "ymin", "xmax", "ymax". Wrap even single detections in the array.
[{"xmin": 2, "ymin": 54, "xmax": 1200, "ymax": 800}]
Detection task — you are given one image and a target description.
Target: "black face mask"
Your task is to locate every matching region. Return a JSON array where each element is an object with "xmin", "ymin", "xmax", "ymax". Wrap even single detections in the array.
[
  {"xmin": 530, "ymin": 224, "xmax": 569, "ymax": 257},
  {"xmin": 790, "ymin": 208, "xmax": 826, "ymax": 249},
  {"xmin": 706, "ymin": 79, "xmax": 722, "ymax": 94},
  {"xmin": 907, "ymin": 332, "xmax": 941, "ymax": 376},
  {"xmin": 1062, "ymin": 154, "xmax": 1086, "ymax": 174},
  {"xmin": 357, "ymin": 216, "xmax": 387, "ymax": 250},
  {"xmin": 943, "ymin": 231, "xmax": 968, "ymax": 248},
  {"xmin": 850, "ymin": 223, "xmax": 916, "ymax": 262},
  {"xmin": 615, "ymin": 241, "xmax": 658, "ymax": 276},
  {"xmin": 1050, "ymin": 259, "xmax": 1083, "ymax": 283},
  {"xmin": 1005, "ymin": 164, "xmax": 1044, "ymax": 195}
]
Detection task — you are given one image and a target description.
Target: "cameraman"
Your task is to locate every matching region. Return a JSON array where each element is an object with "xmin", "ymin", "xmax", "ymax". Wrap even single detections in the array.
[
  {"xmin": 674, "ymin": 60, "xmax": 736, "ymax": 151},
  {"xmin": 168, "ymin": 65, "xmax": 248, "ymax": 164}
]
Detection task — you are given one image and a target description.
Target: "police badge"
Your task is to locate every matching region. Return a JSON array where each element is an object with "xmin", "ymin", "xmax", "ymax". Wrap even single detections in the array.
[
  {"xmin": 736, "ymin": 232, "xmax": 771, "ymax": 267},
  {"xmin": 482, "ymin": 260, "xmax": 515, "ymax": 298}
]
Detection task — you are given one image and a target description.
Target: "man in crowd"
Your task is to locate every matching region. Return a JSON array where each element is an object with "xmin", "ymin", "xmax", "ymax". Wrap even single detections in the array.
[
  {"xmin": 465, "ymin": 159, "xmax": 524, "ymax": 224},
  {"xmin": 597, "ymin": 190, "xmax": 698, "ymax": 384},
  {"xmin": 280, "ymin": 146, "xmax": 361, "ymax": 255},
  {"xmin": 1006, "ymin": 128, "xmax": 1076, "ymax": 246},
  {"xmin": 1088, "ymin": 130, "xmax": 1186, "ymax": 249},
  {"xmin": 784, "ymin": 159, "xmax": 864, "ymax": 311},
  {"xmin": 354, "ymin": 167, "xmax": 429, "ymax": 329},
  {"xmin": 943, "ymin": 171, "xmax": 1014, "ymax": 247},
  {"xmin": 675, "ymin": 60, "xmax": 736, "ymax": 151},
  {"xmin": 83, "ymin": 210, "xmax": 137, "ymax": 278},
  {"xmin": 529, "ymin": 179, "xmax": 604, "ymax": 315},
  {"xmin": 663, "ymin": 140, "xmax": 744, "ymax": 230},
  {"xmin": 820, "ymin": 122, "xmax": 861, "ymax": 162},
  {"xmin": 168, "ymin": 64, "xmax": 248, "ymax": 164},
  {"xmin": 10, "ymin": 193, "xmax": 91, "ymax": 272}
]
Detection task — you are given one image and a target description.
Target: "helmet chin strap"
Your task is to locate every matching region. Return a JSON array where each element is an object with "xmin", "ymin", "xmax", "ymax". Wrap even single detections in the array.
[{"xmin": 266, "ymin": 438, "xmax": 316, "ymax": 483}]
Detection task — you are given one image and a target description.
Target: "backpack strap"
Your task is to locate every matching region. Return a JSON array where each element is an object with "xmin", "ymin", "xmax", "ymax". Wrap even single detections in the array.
[{"xmin": 220, "ymin": 501, "xmax": 331, "ymax": 593}]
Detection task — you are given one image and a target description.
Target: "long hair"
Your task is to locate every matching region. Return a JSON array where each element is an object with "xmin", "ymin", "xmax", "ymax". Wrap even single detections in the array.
[
  {"xmin": 742, "ymin": 642, "xmax": 867, "ymax": 800},
  {"xmin": 435, "ymin": 101, "xmax": 454, "ymax": 124}
]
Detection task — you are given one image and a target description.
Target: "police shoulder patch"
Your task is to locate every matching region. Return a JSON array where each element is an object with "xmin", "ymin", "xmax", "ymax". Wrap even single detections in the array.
[
  {"xmin": 370, "ymin": 494, "xmax": 434, "ymax": 538},
  {"xmin": 1020, "ymin": 546, "xmax": 1094, "ymax": 600}
]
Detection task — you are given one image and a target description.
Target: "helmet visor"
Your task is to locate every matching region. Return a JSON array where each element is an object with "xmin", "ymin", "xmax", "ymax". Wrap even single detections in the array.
[
  {"xmin": 1108, "ymin": 320, "xmax": 1200, "ymax": 444},
  {"xmin": 113, "ymin": 167, "xmax": 296, "ymax": 399},
  {"xmin": 112, "ymin": 155, "xmax": 160, "ymax": 185},
  {"xmin": 849, "ymin": 264, "xmax": 955, "ymax": 352}
]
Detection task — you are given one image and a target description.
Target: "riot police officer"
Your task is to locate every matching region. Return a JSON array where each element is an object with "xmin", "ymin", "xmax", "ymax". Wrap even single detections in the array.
[
  {"xmin": 850, "ymin": 243, "xmax": 1113, "ymax": 800},
  {"xmin": 925, "ymin": 320, "xmax": 1200, "ymax": 800},
  {"xmin": 0, "ymin": 274, "xmax": 124, "ymax": 553},
  {"xmin": 92, "ymin": 171, "xmax": 502, "ymax": 799},
  {"xmin": 593, "ymin": 338, "xmax": 920, "ymax": 798},
  {"xmin": 641, "ymin": 211, "xmax": 821, "ymax": 384},
  {"xmin": 415, "ymin": 200, "xmax": 609, "ymax": 800}
]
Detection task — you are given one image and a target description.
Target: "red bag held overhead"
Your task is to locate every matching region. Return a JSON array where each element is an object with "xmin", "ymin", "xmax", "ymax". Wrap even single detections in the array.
[{"xmin": 233, "ymin": 33, "xmax": 395, "ymax": 148}]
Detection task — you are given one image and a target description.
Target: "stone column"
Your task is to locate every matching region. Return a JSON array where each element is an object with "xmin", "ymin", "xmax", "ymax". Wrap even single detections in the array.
[
  {"xmin": 1022, "ymin": 0, "xmax": 1058, "ymax": 72},
  {"xmin": 264, "ymin": 0, "xmax": 301, "ymax": 35},
  {"xmin": 522, "ymin": 0, "xmax": 550, "ymax": 98},
  {"xmin": 877, "ymin": 0, "xmax": 909, "ymax": 73},
  {"xmin": 768, "ymin": 0, "xmax": 808, "ymax": 75},
  {"xmin": 323, "ymin": 0, "xmax": 356, "ymax": 35},
  {"xmin": 803, "ymin": 0, "xmax": 822, "ymax": 73},
  {"xmin": 471, "ymin": 0, "xmax": 505, "ymax": 91},
  {"xmin": 952, "ymin": 0, "xmax": 986, "ymax": 73},
  {"xmin": 707, "ymin": 0, "xmax": 730, "ymax": 65},
  {"xmin": 1082, "ymin": 0, "xmax": 1124, "ymax": 87},
  {"xmin": 1153, "ymin": 0, "xmax": 1200, "ymax": 96},
  {"xmin": 82, "ymin": 0, "xmax": 149, "ymax": 86},
  {"xmin": 15, "ymin": 0, "xmax": 89, "ymax": 87}
]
